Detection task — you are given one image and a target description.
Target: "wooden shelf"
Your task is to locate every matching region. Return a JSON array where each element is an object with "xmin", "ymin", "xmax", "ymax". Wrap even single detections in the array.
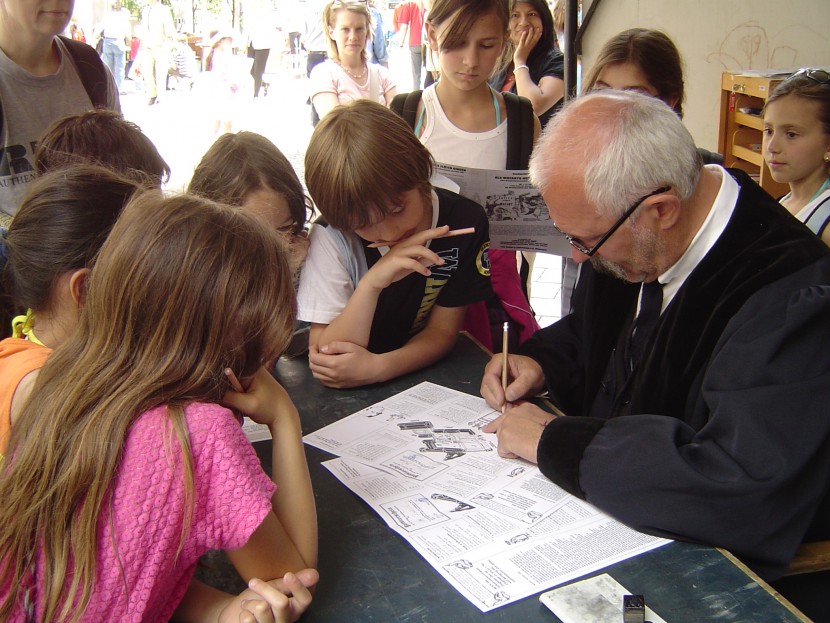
[
  {"xmin": 733, "ymin": 111, "xmax": 764, "ymax": 131},
  {"xmin": 718, "ymin": 72, "xmax": 790, "ymax": 198},
  {"xmin": 732, "ymin": 144, "xmax": 763, "ymax": 167}
]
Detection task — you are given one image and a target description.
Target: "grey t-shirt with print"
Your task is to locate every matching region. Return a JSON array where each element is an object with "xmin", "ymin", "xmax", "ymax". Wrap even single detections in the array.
[{"xmin": 0, "ymin": 37, "xmax": 120, "ymax": 219}]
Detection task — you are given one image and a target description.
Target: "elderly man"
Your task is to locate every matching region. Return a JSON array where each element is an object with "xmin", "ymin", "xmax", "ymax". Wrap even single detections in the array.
[{"xmin": 481, "ymin": 92, "xmax": 830, "ymax": 587}]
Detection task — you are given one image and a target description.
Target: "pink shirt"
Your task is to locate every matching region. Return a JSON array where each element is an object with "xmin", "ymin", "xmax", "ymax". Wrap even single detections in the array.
[
  {"xmin": 309, "ymin": 59, "xmax": 396, "ymax": 108},
  {"xmin": 4, "ymin": 402, "xmax": 276, "ymax": 622}
]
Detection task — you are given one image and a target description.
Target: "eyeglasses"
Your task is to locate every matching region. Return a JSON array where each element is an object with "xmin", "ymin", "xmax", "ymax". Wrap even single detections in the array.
[
  {"xmin": 276, "ymin": 221, "xmax": 301, "ymax": 236},
  {"xmin": 791, "ymin": 68, "xmax": 830, "ymax": 85},
  {"xmin": 552, "ymin": 186, "xmax": 671, "ymax": 257}
]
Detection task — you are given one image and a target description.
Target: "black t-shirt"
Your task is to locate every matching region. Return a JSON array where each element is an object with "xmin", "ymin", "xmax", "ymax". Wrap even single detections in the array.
[
  {"xmin": 365, "ymin": 188, "xmax": 493, "ymax": 352},
  {"xmin": 519, "ymin": 48, "xmax": 564, "ymax": 128}
]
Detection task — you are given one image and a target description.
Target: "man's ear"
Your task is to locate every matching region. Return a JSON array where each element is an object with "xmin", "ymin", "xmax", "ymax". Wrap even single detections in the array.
[
  {"xmin": 68, "ymin": 268, "xmax": 91, "ymax": 306},
  {"xmin": 645, "ymin": 193, "xmax": 681, "ymax": 231}
]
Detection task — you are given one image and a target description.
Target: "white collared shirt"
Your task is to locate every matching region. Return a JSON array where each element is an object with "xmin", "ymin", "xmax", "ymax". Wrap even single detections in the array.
[{"xmin": 650, "ymin": 165, "xmax": 739, "ymax": 313}]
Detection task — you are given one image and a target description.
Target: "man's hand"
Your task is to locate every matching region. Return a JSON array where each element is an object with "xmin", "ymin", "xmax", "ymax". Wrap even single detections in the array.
[
  {"xmin": 308, "ymin": 342, "xmax": 383, "ymax": 388},
  {"xmin": 480, "ymin": 352, "xmax": 546, "ymax": 411},
  {"xmin": 482, "ymin": 403, "xmax": 553, "ymax": 462}
]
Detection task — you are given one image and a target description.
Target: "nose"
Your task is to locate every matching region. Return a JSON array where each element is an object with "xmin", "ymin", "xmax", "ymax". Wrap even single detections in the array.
[
  {"xmin": 372, "ymin": 221, "xmax": 402, "ymax": 244},
  {"xmin": 764, "ymin": 131, "xmax": 779, "ymax": 154},
  {"xmin": 462, "ymin": 44, "xmax": 479, "ymax": 69}
]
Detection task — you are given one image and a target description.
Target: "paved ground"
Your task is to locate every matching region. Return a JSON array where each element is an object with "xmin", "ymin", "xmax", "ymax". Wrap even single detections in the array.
[{"xmin": 119, "ymin": 46, "xmax": 563, "ymax": 327}]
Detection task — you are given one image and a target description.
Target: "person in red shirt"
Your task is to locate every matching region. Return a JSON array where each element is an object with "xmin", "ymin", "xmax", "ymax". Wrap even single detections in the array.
[{"xmin": 397, "ymin": 0, "xmax": 425, "ymax": 89}]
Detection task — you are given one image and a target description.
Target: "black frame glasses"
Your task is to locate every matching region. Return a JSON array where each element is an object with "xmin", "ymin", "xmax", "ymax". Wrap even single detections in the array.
[
  {"xmin": 553, "ymin": 186, "xmax": 671, "ymax": 257},
  {"xmin": 791, "ymin": 68, "xmax": 830, "ymax": 85}
]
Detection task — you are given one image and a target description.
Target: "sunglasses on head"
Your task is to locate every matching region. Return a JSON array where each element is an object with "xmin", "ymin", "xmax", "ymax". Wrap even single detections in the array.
[{"xmin": 790, "ymin": 68, "xmax": 830, "ymax": 85}]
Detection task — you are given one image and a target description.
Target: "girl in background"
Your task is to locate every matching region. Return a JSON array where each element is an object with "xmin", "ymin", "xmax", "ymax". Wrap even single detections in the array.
[
  {"xmin": 189, "ymin": 131, "xmax": 312, "ymax": 279},
  {"xmin": 763, "ymin": 68, "xmax": 830, "ymax": 247},
  {"xmin": 581, "ymin": 28, "xmax": 684, "ymax": 117},
  {"xmin": 310, "ymin": 0, "xmax": 396, "ymax": 121},
  {"xmin": 0, "ymin": 192, "xmax": 317, "ymax": 621},
  {"xmin": 497, "ymin": 0, "xmax": 564, "ymax": 128},
  {"xmin": 416, "ymin": 0, "xmax": 541, "ymax": 352},
  {"xmin": 204, "ymin": 31, "xmax": 249, "ymax": 135},
  {"xmin": 568, "ymin": 28, "xmax": 686, "ymax": 315}
]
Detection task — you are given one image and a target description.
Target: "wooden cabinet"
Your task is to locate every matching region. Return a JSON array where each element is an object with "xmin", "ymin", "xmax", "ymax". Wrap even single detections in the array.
[{"xmin": 718, "ymin": 71, "xmax": 790, "ymax": 198}]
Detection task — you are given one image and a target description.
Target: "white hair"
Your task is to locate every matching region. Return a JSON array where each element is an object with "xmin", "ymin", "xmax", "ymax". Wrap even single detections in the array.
[{"xmin": 530, "ymin": 91, "xmax": 701, "ymax": 218}]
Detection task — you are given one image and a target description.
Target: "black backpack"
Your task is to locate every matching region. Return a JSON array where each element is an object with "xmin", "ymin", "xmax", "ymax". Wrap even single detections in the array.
[
  {"xmin": 0, "ymin": 36, "xmax": 110, "ymax": 136},
  {"xmin": 390, "ymin": 89, "xmax": 535, "ymax": 170}
]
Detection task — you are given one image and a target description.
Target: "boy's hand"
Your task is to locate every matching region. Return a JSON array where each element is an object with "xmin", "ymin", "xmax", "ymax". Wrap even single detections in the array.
[
  {"xmin": 308, "ymin": 342, "xmax": 383, "ymax": 388},
  {"xmin": 222, "ymin": 367, "xmax": 300, "ymax": 433},
  {"xmin": 218, "ymin": 570, "xmax": 319, "ymax": 623},
  {"xmin": 361, "ymin": 226, "xmax": 450, "ymax": 292}
]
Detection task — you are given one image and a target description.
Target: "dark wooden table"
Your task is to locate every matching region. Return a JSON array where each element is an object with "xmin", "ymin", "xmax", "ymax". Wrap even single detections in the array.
[{"xmin": 200, "ymin": 334, "xmax": 807, "ymax": 622}]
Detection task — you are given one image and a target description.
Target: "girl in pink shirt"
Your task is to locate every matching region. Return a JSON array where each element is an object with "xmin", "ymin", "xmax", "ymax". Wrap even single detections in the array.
[{"xmin": 0, "ymin": 192, "xmax": 318, "ymax": 622}]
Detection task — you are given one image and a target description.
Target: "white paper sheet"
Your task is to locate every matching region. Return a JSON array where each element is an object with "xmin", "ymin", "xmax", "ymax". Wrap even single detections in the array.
[
  {"xmin": 433, "ymin": 163, "xmax": 571, "ymax": 256},
  {"xmin": 304, "ymin": 382, "xmax": 671, "ymax": 612}
]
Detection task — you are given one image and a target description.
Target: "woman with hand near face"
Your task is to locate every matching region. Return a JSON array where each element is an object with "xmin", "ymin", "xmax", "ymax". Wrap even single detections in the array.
[{"xmin": 495, "ymin": 0, "xmax": 564, "ymax": 128}]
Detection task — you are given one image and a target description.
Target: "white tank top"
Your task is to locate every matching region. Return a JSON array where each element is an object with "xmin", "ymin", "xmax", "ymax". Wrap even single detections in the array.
[{"xmin": 418, "ymin": 85, "xmax": 508, "ymax": 169}]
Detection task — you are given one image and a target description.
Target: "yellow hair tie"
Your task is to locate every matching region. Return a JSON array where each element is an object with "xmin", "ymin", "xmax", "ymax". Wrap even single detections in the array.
[{"xmin": 11, "ymin": 310, "xmax": 45, "ymax": 346}]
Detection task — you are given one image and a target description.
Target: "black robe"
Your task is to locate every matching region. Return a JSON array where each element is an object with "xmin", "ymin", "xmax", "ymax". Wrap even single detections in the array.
[{"xmin": 519, "ymin": 169, "xmax": 830, "ymax": 579}]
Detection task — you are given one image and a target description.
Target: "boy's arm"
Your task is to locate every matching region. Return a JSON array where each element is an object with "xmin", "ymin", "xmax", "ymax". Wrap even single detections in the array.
[
  {"xmin": 312, "ymin": 227, "xmax": 448, "ymax": 349},
  {"xmin": 309, "ymin": 304, "xmax": 465, "ymax": 388}
]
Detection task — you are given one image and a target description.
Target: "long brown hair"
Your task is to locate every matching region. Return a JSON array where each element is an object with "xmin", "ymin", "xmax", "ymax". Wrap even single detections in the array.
[
  {"xmin": 3, "ymin": 165, "xmax": 141, "ymax": 317},
  {"xmin": 0, "ymin": 192, "xmax": 296, "ymax": 622}
]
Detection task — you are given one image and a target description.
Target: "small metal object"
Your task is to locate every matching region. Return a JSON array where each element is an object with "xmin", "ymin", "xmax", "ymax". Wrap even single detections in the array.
[{"xmin": 623, "ymin": 594, "xmax": 645, "ymax": 623}]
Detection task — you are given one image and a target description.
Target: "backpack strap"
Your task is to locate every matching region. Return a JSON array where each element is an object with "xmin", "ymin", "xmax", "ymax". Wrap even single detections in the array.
[
  {"xmin": 58, "ymin": 35, "xmax": 110, "ymax": 109},
  {"xmin": 502, "ymin": 91, "xmax": 535, "ymax": 170},
  {"xmin": 390, "ymin": 90, "xmax": 423, "ymax": 131}
]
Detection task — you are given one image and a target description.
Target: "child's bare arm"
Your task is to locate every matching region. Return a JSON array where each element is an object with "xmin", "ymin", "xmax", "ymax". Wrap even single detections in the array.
[
  {"xmin": 313, "ymin": 226, "xmax": 450, "ymax": 348},
  {"xmin": 308, "ymin": 304, "xmax": 465, "ymax": 388},
  {"xmin": 222, "ymin": 369, "xmax": 318, "ymax": 576}
]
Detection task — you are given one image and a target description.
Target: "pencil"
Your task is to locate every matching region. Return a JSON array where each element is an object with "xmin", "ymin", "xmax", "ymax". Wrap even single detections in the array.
[
  {"xmin": 366, "ymin": 227, "xmax": 476, "ymax": 248},
  {"xmin": 501, "ymin": 322, "xmax": 509, "ymax": 413},
  {"xmin": 224, "ymin": 368, "xmax": 245, "ymax": 393}
]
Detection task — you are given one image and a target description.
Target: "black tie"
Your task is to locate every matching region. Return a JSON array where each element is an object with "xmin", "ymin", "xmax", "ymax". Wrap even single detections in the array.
[{"xmin": 629, "ymin": 280, "xmax": 663, "ymax": 370}]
